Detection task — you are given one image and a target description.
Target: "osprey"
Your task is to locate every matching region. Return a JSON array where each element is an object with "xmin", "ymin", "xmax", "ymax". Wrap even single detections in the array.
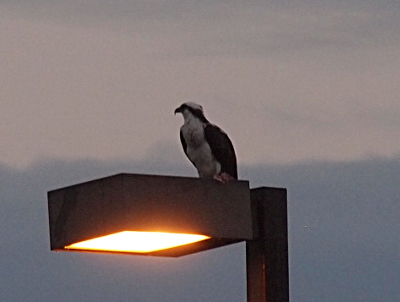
[{"xmin": 174, "ymin": 102, "xmax": 237, "ymax": 182}]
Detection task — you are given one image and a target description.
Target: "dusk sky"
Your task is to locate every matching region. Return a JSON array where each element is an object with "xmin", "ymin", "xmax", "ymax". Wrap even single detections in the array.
[{"xmin": 1, "ymin": 1, "xmax": 399, "ymax": 301}]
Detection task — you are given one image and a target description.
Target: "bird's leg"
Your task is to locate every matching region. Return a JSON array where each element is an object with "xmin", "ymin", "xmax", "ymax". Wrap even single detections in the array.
[
  {"xmin": 213, "ymin": 174, "xmax": 225, "ymax": 183},
  {"xmin": 221, "ymin": 172, "xmax": 234, "ymax": 182},
  {"xmin": 213, "ymin": 172, "xmax": 234, "ymax": 183}
]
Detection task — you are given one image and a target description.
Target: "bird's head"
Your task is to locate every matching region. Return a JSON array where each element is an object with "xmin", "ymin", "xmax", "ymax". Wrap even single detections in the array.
[{"xmin": 174, "ymin": 102, "xmax": 208, "ymax": 123}]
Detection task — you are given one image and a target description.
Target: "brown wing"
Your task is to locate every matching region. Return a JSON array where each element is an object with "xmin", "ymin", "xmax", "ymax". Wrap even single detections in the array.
[{"xmin": 204, "ymin": 124, "xmax": 237, "ymax": 179}]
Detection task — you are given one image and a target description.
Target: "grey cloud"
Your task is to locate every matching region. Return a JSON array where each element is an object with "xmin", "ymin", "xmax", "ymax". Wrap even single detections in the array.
[
  {"xmin": 242, "ymin": 157, "xmax": 400, "ymax": 301},
  {"xmin": 2, "ymin": 0, "xmax": 399, "ymax": 56},
  {"xmin": 0, "ymin": 158, "xmax": 245, "ymax": 302},
  {"xmin": 1, "ymin": 156, "xmax": 399, "ymax": 301},
  {"xmin": 261, "ymin": 99, "xmax": 400, "ymax": 135}
]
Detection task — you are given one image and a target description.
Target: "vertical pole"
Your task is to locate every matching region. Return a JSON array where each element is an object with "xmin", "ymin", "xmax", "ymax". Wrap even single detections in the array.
[{"xmin": 246, "ymin": 187, "xmax": 289, "ymax": 302}]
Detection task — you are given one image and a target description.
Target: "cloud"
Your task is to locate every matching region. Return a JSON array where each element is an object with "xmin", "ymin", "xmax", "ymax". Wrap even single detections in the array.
[
  {"xmin": 0, "ymin": 0, "xmax": 399, "ymax": 167},
  {"xmin": 0, "ymin": 156, "xmax": 399, "ymax": 301},
  {"xmin": 243, "ymin": 157, "xmax": 400, "ymax": 302},
  {"xmin": 0, "ymin": 158, "xmax": 246, "ymax": 302},
  {"xmin": 2, "ymin": 0, "xmax": 399, "ymax": 56}
]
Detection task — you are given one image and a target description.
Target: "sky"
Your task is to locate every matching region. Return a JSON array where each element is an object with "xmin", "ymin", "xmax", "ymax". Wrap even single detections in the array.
[
  {"xmin": 0, "ymin": 0, "xmax": 399, "ymax": 301},
  {"xmin": 1, "ymin": 0, "xmax": 400, "ymax": 167}
]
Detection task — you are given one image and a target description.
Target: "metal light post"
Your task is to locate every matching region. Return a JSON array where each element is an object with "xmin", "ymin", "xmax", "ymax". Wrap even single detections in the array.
[
  {"xmin": 47, "ymin": 173, "xmax": 289, "ymax": 302},
  {"xmin": 247, "ymin": 187, "xmax": 289, "ymax": 302}
]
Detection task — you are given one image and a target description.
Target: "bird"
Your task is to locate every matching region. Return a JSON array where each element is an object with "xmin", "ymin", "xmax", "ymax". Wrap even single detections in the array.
[{"xmin": 174, "ymin": 102, "xmax": 237, "ymax": 183}]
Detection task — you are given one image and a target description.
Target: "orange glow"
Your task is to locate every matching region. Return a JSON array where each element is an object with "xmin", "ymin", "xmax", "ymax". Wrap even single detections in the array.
[{"xmin": 65, "ymin": 231, "xmax": 210, "ymax": 253}]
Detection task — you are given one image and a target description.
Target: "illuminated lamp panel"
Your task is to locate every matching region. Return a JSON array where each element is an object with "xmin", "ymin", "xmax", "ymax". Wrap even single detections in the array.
[{"xmin": 65, "ymin": 231, "xmax": 211, "ymax": 253}]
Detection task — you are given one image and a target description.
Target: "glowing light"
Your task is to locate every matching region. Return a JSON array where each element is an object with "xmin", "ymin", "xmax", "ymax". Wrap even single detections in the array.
[{"xmin": 65, "ymin": 231, "xmax": 210, "ymax": 253}]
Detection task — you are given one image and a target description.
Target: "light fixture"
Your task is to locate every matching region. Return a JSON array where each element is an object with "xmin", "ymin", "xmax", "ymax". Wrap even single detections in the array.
[
  {"xmin": 48, "ymin": 173, "xmax": 252, "ymax": 257},
  {"xmin": 47, "ymin": 173, "xmax": 289, "ymax": 302}
]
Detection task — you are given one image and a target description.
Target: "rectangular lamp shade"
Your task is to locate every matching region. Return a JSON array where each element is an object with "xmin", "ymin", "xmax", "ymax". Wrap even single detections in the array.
[{"xmin": 48, "ymin": 173, "xmax": 252, "ymax": 257}]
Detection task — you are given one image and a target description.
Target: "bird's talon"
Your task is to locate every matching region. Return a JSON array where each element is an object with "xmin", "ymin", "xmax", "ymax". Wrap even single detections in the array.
[
  {"xmin": 213, "ymin": 175, "xmax": 225, "ymax": 183},
  {"xmin": 213, "ymin": 173, "xmax": 234, "ymax": 184}
]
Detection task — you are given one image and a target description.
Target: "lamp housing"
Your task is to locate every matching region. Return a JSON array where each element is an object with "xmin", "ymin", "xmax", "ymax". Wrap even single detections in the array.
[{"xmin": 48, "ymin": 173, "xmax": 252, "ymax": 257}]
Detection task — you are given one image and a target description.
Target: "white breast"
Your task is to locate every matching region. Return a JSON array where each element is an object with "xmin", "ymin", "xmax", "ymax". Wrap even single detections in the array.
[{"xmin": 181, "ymin": 119, "xmax": 221, "ymax": 178}]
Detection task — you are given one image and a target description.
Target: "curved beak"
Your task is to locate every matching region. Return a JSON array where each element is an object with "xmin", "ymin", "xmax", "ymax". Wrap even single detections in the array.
[{"xmin": 174, "ymin": 107, "xmax": 182, "ymax": 115}]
